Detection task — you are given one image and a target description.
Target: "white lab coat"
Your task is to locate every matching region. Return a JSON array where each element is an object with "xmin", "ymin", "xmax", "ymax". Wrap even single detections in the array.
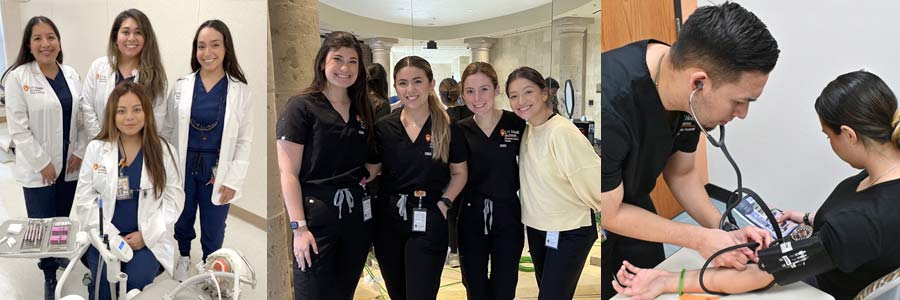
[
  {"xmin": 161, "ymin": 72, "xmax": 253, "ymax": 205},
  {"xmin": 81, "ymin": 56, "xmax": 167, "ymax": 138},
  {"xmin": 71, "ymin": 139, "xmax": 184, "ymax": 275},
  {"xmin": 4, "ymin": 61, "xmax": 86, "ymax": 187}
]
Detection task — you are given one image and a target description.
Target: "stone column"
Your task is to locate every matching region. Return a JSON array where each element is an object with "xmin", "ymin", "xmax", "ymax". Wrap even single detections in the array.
[
  {"xmin": 268, "ymin": 0, "xmax": 320, "ymax": 299},
  {"xmin": 552, "ymin": 17, "xmax": 594, "ymax": 118},
  {"xmin": 365, "ymin": 37, "xmax": 398, "ymax": 72},
  {"xmin": 464, "ymin": 37, "xmax": 498, "ymax": 63}
]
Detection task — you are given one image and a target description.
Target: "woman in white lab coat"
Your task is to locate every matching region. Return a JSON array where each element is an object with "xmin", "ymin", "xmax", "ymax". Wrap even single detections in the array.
[
  {"xmin": 81, "ymin": 8, "xmax": 167, "ymax": 138},
  {"xmin": 160, "ymin": 20, "xmax": 252, "ymax": 280},
  {"xmin": 72, "ymin": 81, "xmax": 183, "ymax": 300},
  {"xmin": 1, "ymin": 16, "xmax": 85, "ymax": 299}
]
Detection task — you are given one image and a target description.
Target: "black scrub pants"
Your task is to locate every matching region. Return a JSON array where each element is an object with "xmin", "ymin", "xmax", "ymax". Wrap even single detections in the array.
[
  {"xmin": 293, "ymin": 185, "xmax": 373, "ymax": 300},
  {"xmin": 600, "ymin": 197, "xmax": 665, "ymax": 300},
  {"xmin": 373, "ymin": 193, "xmax": 449, "ymax": 300},
  {"xmin": 458, "ymin": 196, "xmax": 524, "ymax": 300},
  {"xmin": 526, "ymin": 211, "xmax": 598, "ymax": 300},
  {"xmin": 448, "ymin": 194, "xmax": 462, "ymax": 254}
]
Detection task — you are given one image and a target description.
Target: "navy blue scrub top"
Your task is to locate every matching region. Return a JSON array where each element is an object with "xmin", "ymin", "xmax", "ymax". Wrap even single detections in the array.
[
  {"xmin": 188, "ymin": 74, "xmax": 227, "ymax": 152},
  {"xmin": 46, "ymin": 70, "xmax": 72, "ymax": 143},
  {"xmin": 116, "ymin": 71, "xmax": 135, "ymax": 83},
  {"xmin": 112, "ymin": 148, "xmax": 143, "ymax": 234}
]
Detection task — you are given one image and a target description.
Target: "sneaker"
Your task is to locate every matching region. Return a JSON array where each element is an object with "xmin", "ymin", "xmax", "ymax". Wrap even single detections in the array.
[
  {"xmin": 174, "ymin": 256, "xmax": 191, "ymax": 281},
  {"xmin": 448, "ymin": 252, "xmax": 460, "ymax": 268}
]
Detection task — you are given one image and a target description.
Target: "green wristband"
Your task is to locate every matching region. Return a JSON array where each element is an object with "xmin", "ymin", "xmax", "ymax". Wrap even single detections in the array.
[{"xmin": 678, "ymin": 268, "xmax": 686, "ymax": 295}]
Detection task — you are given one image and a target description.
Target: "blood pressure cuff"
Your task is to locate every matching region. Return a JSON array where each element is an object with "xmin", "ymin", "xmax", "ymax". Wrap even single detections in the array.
[{"xmin": 758, "ymin": 234, "xmax": 834, "ymax": 286}]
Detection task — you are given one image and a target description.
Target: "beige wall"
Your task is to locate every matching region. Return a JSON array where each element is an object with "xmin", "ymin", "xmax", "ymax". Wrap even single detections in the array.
[
  {"xmin": 490, "ymin": 28, "xmax": 553, "ymax": 111},
  {"xmin": 1, "ymin": 0, "xmax": 268, "ymax": 217}
]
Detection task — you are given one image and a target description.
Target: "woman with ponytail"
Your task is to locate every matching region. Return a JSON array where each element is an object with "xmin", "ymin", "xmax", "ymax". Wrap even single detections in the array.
[
  {"xmin": 368, "ymin": 55, "xmax": 469, "ymax": 299},
  {"xmin": 613, "ymin": 70, "xmax": 900, "ymax": 300}
]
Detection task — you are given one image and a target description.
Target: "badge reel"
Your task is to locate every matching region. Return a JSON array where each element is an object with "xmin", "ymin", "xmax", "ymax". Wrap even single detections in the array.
[
  {"xmin": 116, "ymin": 162, "xmax": 132, "ymax": 200},
  {"xmin": 360, "ymin": 178, "xmax": 372, "ymax": 222},
  {"xmin": 412, "ymin": 190, "xmax": 427, "ymax": 232}
]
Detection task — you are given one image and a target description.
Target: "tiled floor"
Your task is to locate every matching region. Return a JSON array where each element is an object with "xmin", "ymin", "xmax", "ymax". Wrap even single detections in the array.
[
  {"xmin": 353, "ymin": 234, "xmax": 602, "ymax": 299},
  {"xmin": 0, "ymin": 151, "xmax": 267, "ymax": 299}
]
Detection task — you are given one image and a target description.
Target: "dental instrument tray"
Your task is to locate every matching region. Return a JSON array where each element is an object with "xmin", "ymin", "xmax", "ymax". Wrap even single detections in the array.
[{"xmin": 0, "ymin": 217, "xmax": 80, "ymax": 258}]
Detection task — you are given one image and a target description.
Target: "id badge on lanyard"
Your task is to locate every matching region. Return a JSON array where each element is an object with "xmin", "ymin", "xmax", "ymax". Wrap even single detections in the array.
[
  {"xmin": 545, "ymin": 231, "xmax": 560, "ymax": 250},
  {"xmin": 360, "ymin": 178, "xmax": 372, "ymax": 222},
  {"xmin": 412, "ymin": 190, "xmax": 427, "ymax": 232},
  {"xmin": 116, "ymin": 173, "xmax": 132, "ymax": 200}
]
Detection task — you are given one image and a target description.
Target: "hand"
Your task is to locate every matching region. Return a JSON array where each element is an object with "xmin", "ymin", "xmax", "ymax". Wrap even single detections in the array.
[
  {"xmin": 437, "ymin": 201, "xmax": 449, "ymax": 219},
  {"xmin": 293, "ymin": 227, "xmax": 318, "ymax": 272},
  {"xmin": 777, "ymin": 210, "xmax": 805, "ymax": 225},
  {"xmin": 66, "ymin": 155, "xmax": 83, "ymax": 174},
  {"xmin": 219, "ymin": 186, "xmax": 236, "ymax": 204},
  {"xmin": 611, "ymin": 260, "xmax": 673, "ymax": 300},
  {"xmin": 732, "ymin": 226, "xmax": 773, "ymax": 262},
  {"xmin": 696, "ymin": 228, "xmax": 755, "ymax": 270},
  {"xmin": 40, "ymin": 163, "xmax": 57, "ymax": 185},
  {"xmin": 124, "ymin": 231, "xmax": 145, "ymax": 250}
]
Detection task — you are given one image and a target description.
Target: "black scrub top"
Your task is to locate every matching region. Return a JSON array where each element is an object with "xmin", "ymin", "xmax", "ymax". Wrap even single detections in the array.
[
  {"xmin": 457, "ymin": 110, "xmax": 525, "ymax": 202},
  {"xmin": 275, "ymin": 92, "xmax": 370, "ymax": 189},
  {"xmin": 447, "ymin": 105, "xmax": 474, "ymax": 123},
  {"xmin": 369, "ymin": 108, "xmax": 467, "ymax": 198},
  {"xmin": 810, "ymin": 171, "xmax": 900, "ymax": 300},
  {"xmin": 46, "ymin": 70, "xmax": 73, "ymax": 143},
  {"xmin": 600, "ymin": 39, "xmax": 701, "ymax": 211}
]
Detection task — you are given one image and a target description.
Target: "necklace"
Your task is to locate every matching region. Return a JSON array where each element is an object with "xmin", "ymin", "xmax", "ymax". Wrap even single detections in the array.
[{"xmin": 867, "ymin": 162, "xmax": 900, "ymax": 187}]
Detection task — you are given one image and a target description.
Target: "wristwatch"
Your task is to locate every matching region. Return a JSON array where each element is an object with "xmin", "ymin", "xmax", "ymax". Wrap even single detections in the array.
[
  {"xmin": 439, "ymin": 197, "xmax": 453, "ymax": 208},
  {"xmin": 803, "ymin": 212, "xmax": 811, "ymax": 226},
  {"xmin": 290, "ymin": 220, "xmax": 307, "ymax": 230}
]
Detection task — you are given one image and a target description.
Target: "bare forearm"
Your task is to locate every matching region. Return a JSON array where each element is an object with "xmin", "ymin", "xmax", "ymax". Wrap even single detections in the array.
[
  {"xmin": 667, "ymin": 175, "xmax": 721, "ymax": 229},
  {"xmin": 666, "ymin": 265, "xmax": 775, "ymax": 294},
  {"xmin": 442, "ymin": 170, "xmax": 466, "ymax": 201},
  {"xmin": 280, "ymin": 174, "xmax": 305, "ymax": 222},
  {"xmin": 604, "ymin": 202, "xmax": 709, "ymax": 249}
]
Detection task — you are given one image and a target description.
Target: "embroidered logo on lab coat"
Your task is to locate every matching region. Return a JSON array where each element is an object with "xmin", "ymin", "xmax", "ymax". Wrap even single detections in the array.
[
  {"xmin": 93, "ymin": 163, "xmax": 99, "ymax": 171},
  {"xmin": 25, "ymin": 85, "xmax": 45, "ymax": 95},
  {"xmin": 96, "ymin": 73, "xmax": 108, "ymax": 83}
]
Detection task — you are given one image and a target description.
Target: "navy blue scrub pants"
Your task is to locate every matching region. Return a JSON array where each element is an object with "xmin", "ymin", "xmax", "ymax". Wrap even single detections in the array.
[
  {"xmin": 175, "ymin": 151, "xmax": 229, "ymax": 261},
  {"xmin": 458, "ymin": 196, "xmax": 524, "ymax": 300},
  {"xmin": 86, "ymin": 244, "xmax": 160, "ymax": 300},
  {"xmin": 293, "ymin": 185, "xmax": 372, "ymax": 300},
  {"xmin": 372, "ymin": 193, "xmax": 448, "ymax": 300},
  {"xmin": 22, "ymin": 144, "xmax": 76, "ymax": 280},
  {"xmin": 526, "ymin": 211, "xmax": 598, "ymax": 300}
]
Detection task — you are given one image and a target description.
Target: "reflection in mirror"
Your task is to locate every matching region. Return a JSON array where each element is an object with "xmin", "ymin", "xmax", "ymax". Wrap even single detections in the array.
[{"xmin": 313, "ymin": 0, "xmax": 599, "ymax": 298}]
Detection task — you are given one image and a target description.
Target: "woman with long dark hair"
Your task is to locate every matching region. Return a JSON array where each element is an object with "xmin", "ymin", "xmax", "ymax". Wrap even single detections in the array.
[
  {"xmin": 1, "ymin": 16, "xmax": 86, "ymax": 299},
  {"xmin": 72, "ymin": 81, "xmax": 182, "ymax": 300},
  {"xmin": 160, "ymin": 19, "xmax": 253, "ymax": 280},
  {"xmin": 81, "ymin": 8, "xmax": 167, "ymax": 138},
  {"xmin": 275, "ymin": 31, "xmax": 377, "ymax": 300},
  {"xmin": 507, "ymin": 67, "xmax": 600, "ymax": 299}
]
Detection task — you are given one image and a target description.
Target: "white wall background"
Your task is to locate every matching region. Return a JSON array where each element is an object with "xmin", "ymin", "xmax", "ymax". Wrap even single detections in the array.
[
  {"xmin": 705, "ymin": 0, "xmax": 900, "ymax": 212},
  {"xmin": 1, "ymin": 0, "xmax": 267, "ymax": 217}
]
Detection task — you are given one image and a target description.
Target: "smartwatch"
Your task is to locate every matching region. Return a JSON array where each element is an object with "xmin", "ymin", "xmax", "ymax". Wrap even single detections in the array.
[
  {"xmin": 439, "ymin": 197, "xmax": 453, "ymax": 208},
  {"xmin": 290, "ymin": 220, "xmax": 307, "ymax": 230}
]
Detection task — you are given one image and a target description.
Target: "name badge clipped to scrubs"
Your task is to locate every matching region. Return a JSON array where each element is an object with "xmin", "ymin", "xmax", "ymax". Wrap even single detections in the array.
[
  {"xmin": 545, "ymin": 231, "xmax": 560, "ymax": 250},
  {"xmin": 360, "ymin": 178, "xmax": 372, "ymax": 222},
  {"xmin": 116, "ymin": 161, "xmax": 132, "ymax": 200},
  {"xmin": 412, "ymin": 190, "xmax": 427, "ymax": 232}
]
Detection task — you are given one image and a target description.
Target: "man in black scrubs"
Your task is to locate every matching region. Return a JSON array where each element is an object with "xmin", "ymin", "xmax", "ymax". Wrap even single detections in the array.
[{"xmin": 600, "ymin": 3, "xmax": 780, "ymax": 299}]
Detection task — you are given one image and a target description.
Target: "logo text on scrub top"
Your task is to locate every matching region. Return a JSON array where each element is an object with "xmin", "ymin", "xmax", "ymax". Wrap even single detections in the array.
[{"xmin": 679, "ymin": 115, "xmax": 698, "ymax": 133}]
